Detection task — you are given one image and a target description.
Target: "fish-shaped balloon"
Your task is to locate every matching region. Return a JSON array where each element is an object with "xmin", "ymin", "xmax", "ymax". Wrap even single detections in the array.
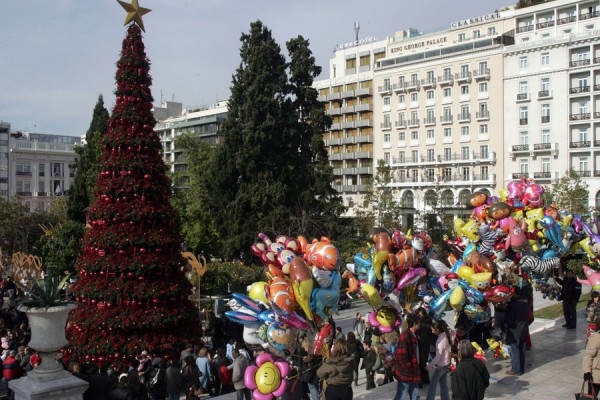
[
  {"xmin": 429, "ymin": 290, "xmax": 452, "ymax": 320},
  {"xmin": 396, "ymin": 267, "xmax": 427, "ymax": 291}
]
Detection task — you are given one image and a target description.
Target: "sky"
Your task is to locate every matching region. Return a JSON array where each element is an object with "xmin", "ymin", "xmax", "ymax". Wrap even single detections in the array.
[{"xmin": 1, "ymin": 0, "xmax": 511, "ymax": 137}]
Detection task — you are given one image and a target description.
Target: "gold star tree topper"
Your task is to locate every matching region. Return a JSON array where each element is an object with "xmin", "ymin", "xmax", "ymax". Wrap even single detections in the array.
[{"xmin": 117, "ymin": 0, "xmax": 151, "ymax": 32}]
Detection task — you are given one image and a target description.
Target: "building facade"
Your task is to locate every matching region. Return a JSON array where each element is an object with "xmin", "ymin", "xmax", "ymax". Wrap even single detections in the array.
[
  {"xmin": 0, "ymin": 122, "xmax": 10, "ymax": 200},
  {"xmin": 9, "ymin": 131, "xmax": 79, "ymax": 211},
  {"xmin": 504, "ymin": 0, "xmax": 600, "ymax": 209},
  {"xmin": 314, "ymin": 38, "xmax": 388, "ymax": 214},
  {"xmin": 153, "ymin": 101, "xmax": 228, "ymax": 186},
  {"xmin": 372, "ymin": 10, "xmax": 515, "ymax": 228}
]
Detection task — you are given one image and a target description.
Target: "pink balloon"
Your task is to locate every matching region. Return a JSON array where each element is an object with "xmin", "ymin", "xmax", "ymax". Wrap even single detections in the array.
[
  {"xmin": 244, "ymin": 365, "xmax": 258, "ymax": 390},
  {"xmin": 507, "ymin": 180, "xmax": 526, "ymax": 201}
]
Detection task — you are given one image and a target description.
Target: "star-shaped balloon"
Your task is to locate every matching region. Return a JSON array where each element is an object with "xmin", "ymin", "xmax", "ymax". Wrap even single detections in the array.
[{"xmin": 117, "ymin": 0, "xmax": 151, "ymax": 32}]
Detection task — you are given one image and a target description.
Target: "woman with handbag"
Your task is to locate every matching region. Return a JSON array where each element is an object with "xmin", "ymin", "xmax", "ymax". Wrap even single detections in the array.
[
  {"xmin": 583, "ymin": 317, "xmax": 600, "ymax": 398},
  {"xmin": 372, "ymin": 344, "xmax": 388, "ymax": 386},
  {"xmin": 426, "ymin": 320, "xmax": 452, "ymax": 400}
]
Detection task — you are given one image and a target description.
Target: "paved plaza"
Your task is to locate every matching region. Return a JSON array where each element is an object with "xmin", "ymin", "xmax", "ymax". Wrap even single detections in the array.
[{"xmin": 211, "ymin": 288, "xmax": 592, "ymax": 400}]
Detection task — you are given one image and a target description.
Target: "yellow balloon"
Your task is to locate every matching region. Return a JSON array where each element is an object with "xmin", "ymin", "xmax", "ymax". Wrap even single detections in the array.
[
  {"xmin": 470, "ymin": 272, "xmax": 492, "ymax": 291},
  {"xmin": 450, "ymin": 286, "xmax": 465, "ymax": 311},
  {"xmin": 373, "ymin": 250, "xmax": 389, "ymax": 281},
  {"xmin": 457, "ymin": 266, "xmax": 475, "ymax": 282},
  {"xmin": 375, "ymin": 307, "xmax": 396, "ymax": 327},
  {"xmin": 361, "ymin": 283, "xmax": 383, "ymax": 309},
  {"xmin": 292, "ymin": 278, "xmax": 314, "ymax": 321},
  {"xmin": 460, "ymin": 220, "xmax": 480, "ymax": 242},
  {"xmin": 248, "ymin": 281, "xmax": 269, "ymax": 305},
  {"xmin": 255, "ymin": 362, "xmax": 281, "ymax": 395}
]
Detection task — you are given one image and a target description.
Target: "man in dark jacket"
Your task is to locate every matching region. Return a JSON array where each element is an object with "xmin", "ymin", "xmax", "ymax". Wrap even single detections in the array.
[
  {"xmin": 82, "ymin": 363, "xmax": 115, "ymax": 400},
  {"xmin": 165, "ymin": 359, "xmax": 182, "ymax": 400},
  {"xmin": 361, "ymin": 341, "xmax": 377, "ymax": 390},
  {"xmin": 556, "ymin": 269, "xmax": 582, "ymax": 329},
  {"xmin": 394, "ymin": 313, "xmax": 421, "ymax": 400},
  {"xmin": 505, "ymin": 284, "xmax": 530, "ymax": 375},
  {"xmin": 416, "ymin": 307, "xmax": 433, "ymax": 385}
]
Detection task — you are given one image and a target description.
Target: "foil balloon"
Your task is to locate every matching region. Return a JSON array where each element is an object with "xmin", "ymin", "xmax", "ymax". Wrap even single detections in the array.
[
  {"xmin": 288, "ymin": 257, "xmax": 314, "ymax": 320},
  {"xmin": 470, "ymin": 272, "xmax": 492, "ymax": 291},
  {"xmin": 445, "ymin": 273, "xmax": 460, "ymax": 290},
  {"xmin": 247, "ymin": 282, "xmax": 269, "ymax": 306},
  {"xmin": 458, "ymin": 280, "xmax": 485, "ymax": 304},
  {"xmin": 342, "ymin": 270, "xmax": 360, "ymax": 296},
  {"xmin": 313, "ymin": 323, "xmax": 333, "ymax": 355},
  {"xmin": 367, "ymin": 306, "xmax": 400, "ymax": 333},
  {"xmin": 244, "ymin": 353, "xmax": 289, "ymax": 400},
  {"xmin": 353, "ymin": 251, "xmax": 373, "ymax": 275},
  {"xmin": 266, "ymin": 277, "xmax": 295, "ymax": 315},
  {"xmin": 429, "ymin": 290, "xmax": 452, "ymax": 320},
  {"xmin": 457, "ymin": 266, "xmax": 475, "ymax": 282},
  {"xmin": 312, "ymin": 266, "xmax": 332, "ymax": 289},
  {"xmin": 428, "ymin": 259, "xmax": 452, "ymax": 276},
  {"xmin": 462, "ymin": 244, "xmax": 477, "ymax": 261},
  {"xmin": 396, "ymin": 267, "xmax": 427, "ymax": 291},
  {"xmin": 382, "ymin": 266, "xmax": 396, "ymax": 292},
  {"xmin": 452, "ymin": 260, "xmax": 466, "ymax": 273},
  {"xmin": 267, "ymin": 322, "xmax": 295, "ymax": 351},
  {"xmin": 230, "ymin": 292, "xmax": 262, "ymax": 315},
  {"xmin": 373, "ymin": 250, "xmax": 389, "ymax": 280},
  {"xmin": 449, "ymin": 286, "xmax": 465, "ymax": 312},
  {"xmin": 277, "ymin": 311, "xmax": 311, "ymax": 330},
  {"xmin": 224, "ymin": 310, "xmax": 259, "ymax": 325},
  {"xmin": 396, "ymin": 248, "xmax": 421, "ymax": 271},
  {"xmin": 463, "ymin": 304, "xmax": 491, "ymax": 323},
  {"xmin": 539, "ymin": 216, "xmax": 569, "ymax": 254},
  {"xmin": 483, "ymin": 285, "xmax": 513, "ymax": 304},
  {"xmin": 306, "ymin": 238, "xmax": 340, "ymax": 271},
  {"xmin": 578, "ymin": 265, "xmax": 600, "ymax": 291},
  {"xmin": 310, "ymin": 272, "xmax": 341, "ymax": 320},
  {"xmin": 360, "ymin": 283, "xmax": 383, "ymax": 309}
]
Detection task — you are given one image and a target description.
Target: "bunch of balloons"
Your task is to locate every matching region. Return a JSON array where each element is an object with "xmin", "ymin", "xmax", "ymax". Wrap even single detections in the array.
[{"xmin": 225, "ymin": 233, "xmax": 341, "ymax": 356}]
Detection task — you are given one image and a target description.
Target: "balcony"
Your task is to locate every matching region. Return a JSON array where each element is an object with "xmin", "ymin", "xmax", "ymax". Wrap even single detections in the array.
[
  {"xmin": 440, "ymin": 115, "xmax": 453, "ymax": 124},
  {"xmin": 538, "ymin": 90, "xmax": 552, "ymax": 99},
  {"xmin": 536, "ymin": 20, "xmax": 555, "ymax": 29},
  {"xmin": 355, "ymin": 119, "xmax": 372, "ymax": 127},
  {"xmin": 458, "ymin": 113, "xmax": 471, "ymax": 122},
  {"xmin": 570, "ymin": 59, "xmax": 590, "ymax": 67},
  {"xmin": 595, "ymin": 112, "xmax": 600, "ymax": 119},
  {"xmin": 473, "ymin": 68, "xmax": 490, "ymax": 80},
  {"xmin": 541, "ymin": 115, "xmax": 550, "ymax": 123},
  {"xmin": 533, "ymin": 142, "xmax": 558, "ymax": 156},
  {"xmin": 342, "ymin": 121, "xmax": 356, "ymax": 129},
  {"xmin": 341, "ymin": 185, "xmax": 355, "ymax": 192},
  {"xmin": 570, "ymin": 141, "xmax": 591, "ymax": 148},
  {"xmin": 15, "ymin": 171, "xmax": 32, "ymax": 176},
  {"xmin": 455, "ymin": 71, "xmax": 471, "ymax": 83},
  {"xmin": 570, "ymin": 113, "xmax": 591, "ymax": 120},
  {"xmin": 580, "ymin": 11, "xmax": 599, "ymax": 20},
  {"xmin": 355, "ymin": 104, "xmax": 373, "ymax": 112},
  {"xmin": 395, "ymin": 120, "xmax": 407, "ymax": 129},
  {"xmin": 355, "ymin": 151, "xmax": 373, "ymax": 158},
  {"xmin": 326, "ymin": 108, "xmax": 341, "ymax": 116},
  {"xmin": 341, "ymin": 136, "xmax": 355, "ymax": 144},
  {"xmin": 533, "ymin": 171, "xmax": 553, "ymax": 179},
  {"xmin": 355, "ymin": 87, "xmax": 373, "ymax": 96},
  {"xmin": 378, "ymin": 85, "xmax": 393, "ymax": 94},
  {"xmin": 476, "ymin": 111, "xmax": 490, "ymax": 121},
  {"xmin": 324, "ymin": 137, "xmax": 341, "ymax": 146},
  {"xmin": 423, "ymin": 117, "xmax": 436, "ymax": 126},
  {"xmin": 512, "ymin": 172, "xmax": 529, "ymax": 179},
  {"xmin": 512, "ymin": 144, "xmax": 529, "ymax": 152},
  {"xmin": 340, "ymin": 106, "xmax": 355, "ymax": 113},
  {"xmin": 438, "ymin": 75, "xmax": 454, "ymax": 86},
  {"xmin": 570, "ymin": 86, "xmax": 590, "ymax": 94},
  {"xmin": 393, "ymin": 83, "xmax": 406, "ymax": 93},
  {"xmin": 595, "ymin": 170, "xmax": 600, "ymax": 177},
  {"xmin": 330, "ymin": 122, "xmax": 342, "ymax": 130},
  {"xmin": 421, "ymin": 78, "xmax": 436, "ymax": 88},
  {"xmin": 36, "ymin": 192, "xmax": 48, "ymax": 196},
  {"xmin": 16, "ymin": 192, "xmax": 32, "ymax": 196},
  {"xmin": 573, "ymin": 170, "xmax": 592, "ymax": 177},
  {"xmin": 380, "ymin": 122, "xmax": 392, "ymax": 130},
  {"xmin": 408, "ymin": 118, "xmax": 420, "ymax": 128},
  {"xmin": 517, "ymin": 93, "xmax": 530, "ymax": 102},
  {"xmin": 341, "ymin": 90, "xmax": 355, "ymax": 99},
  {"xmin": 405, "ymin": 81, "xmax": 420, "ymax": 91},
  {"xmin": 327, "ymin": 92, "xmax": 341, "ymax": 101},
  {"xmin": 595, "ymin": 57, "xmax": 600, "ymax": 64},
  {"xmin": 328, "ymin": 153, "xmax": 342, "ymax": 161},
  {"xmin": 341, "ymin": 152, "xmax": 356, "ymax": 160},
  {"xmin": 516, "ymin": 25, "xmax": 534, "ymax": 33},
  {"xmin": 519, "ymin": 118, "xmax": 528, "ymax": 125},
  {"xmin": 355, "ymin": 135, "xmax": 373, "ymax": 144},
  {"xmin": 355, "ymin": 167, "xmax": 373, "ymax": 174},
  {"xmin": 317, "ymin": 95, "xmax": 327, "ymax": 102},
  {"xmin": 557, "ymin": 15, "xmax": 576, "ymax": 25}
]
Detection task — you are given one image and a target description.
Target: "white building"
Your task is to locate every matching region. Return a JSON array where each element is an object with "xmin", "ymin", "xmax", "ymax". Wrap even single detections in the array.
[
  {"xmin": 504, "ymin": 0, "xmax": 600, "ymax": 209},
  {"xmin": 0, "ymin": 122, "xmax": 9, "ymax": 200}
]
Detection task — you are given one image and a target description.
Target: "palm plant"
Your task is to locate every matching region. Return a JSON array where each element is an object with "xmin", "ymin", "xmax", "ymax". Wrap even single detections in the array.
[{"xmin": 17, "ymin": 274, "xmax": 73, "ymax": 309}]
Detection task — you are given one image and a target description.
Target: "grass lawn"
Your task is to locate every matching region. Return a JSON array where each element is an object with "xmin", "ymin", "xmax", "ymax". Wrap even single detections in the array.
[{"xmin": 533, "ymin": 292, "xmax": 591, "ymax": 320}]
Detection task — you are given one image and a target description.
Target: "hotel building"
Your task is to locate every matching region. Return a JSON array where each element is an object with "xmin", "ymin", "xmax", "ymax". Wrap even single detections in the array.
[
  {"xmin": 372, "ymin": 11, "xmax": 516, "ymax": 228},
  {"xmin": 503, "ymin": 0, "xmax": 600, "ymax": 209}
]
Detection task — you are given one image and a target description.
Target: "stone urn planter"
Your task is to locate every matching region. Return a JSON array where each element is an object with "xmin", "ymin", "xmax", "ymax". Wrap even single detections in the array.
[{"xmin": 17, "ymin": 303, "xmax": 77, "ymax": 382}]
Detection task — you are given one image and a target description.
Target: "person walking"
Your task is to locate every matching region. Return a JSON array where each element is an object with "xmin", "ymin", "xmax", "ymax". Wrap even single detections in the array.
[
  {"xmin": 556, "ymin": 268, "xmax": 582, "ymax": 329},
  {"xmin": 316, "ymin": 338, "xmax": 355, "ymax": 400},
  {"xmin": 416, "ymin": 307, "xmax": 433, "ymax": 385},
  {"xmin": 345, "ymin": 332, "xmax": 362, "ymax": 386},
  {"xmin": 232, "ymin": 347, "xmax": 251, "ymax": 400},
  {"xmin": 393, "ymin": 313, "xmax": 421, "ymax": 400},
  {"xmin": 195, "ymin": 348, "xmax": 212, "ymax": 393},
  {"xmin": 426, "ymin": 320, "xmax": 452, "ymax": 400},
  {"xmin": 165, "ymin": 359, "xmax": 183, "ymax": 400},
  {"xmin": 505, "ymin": 283, "xmax": 530, "ymax": 375},
  {"xmin": 182, "ymin": 356, "xmax": 200, "ymax": 399},
  {"xmin": 451, "ymin": 340, "xmax": 490, "ymax": 400},
  {"xmin": 361, "ymin": 340, "xmax": 377, "ymax": 390},
  {"xmin": 353, "ymin": 313, "xmax": 365, "ymax": 341}
]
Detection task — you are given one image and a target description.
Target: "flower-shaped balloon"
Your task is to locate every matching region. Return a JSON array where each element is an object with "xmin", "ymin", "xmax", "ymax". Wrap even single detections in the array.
[
  {"xmin": 244, "ymin": 353, "xmax": 290, "ymax": 400},
  {"xmin": 367, "ymin": 306, "xmax": 400, "ymax": 333}
]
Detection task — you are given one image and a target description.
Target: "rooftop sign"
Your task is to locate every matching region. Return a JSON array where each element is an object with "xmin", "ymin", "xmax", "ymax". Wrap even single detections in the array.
[
  {"xmin": 334, "ymin": 36, "xmax": 377, "ymax": 51},
  {"xmin": 451, "ymin": 12, "xmax": 500, "ymax": 28}
]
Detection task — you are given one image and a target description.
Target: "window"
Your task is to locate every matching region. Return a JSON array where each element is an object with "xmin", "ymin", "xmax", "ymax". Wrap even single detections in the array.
[
  {"xmin": 411, "ymin": 150, "xmax": 418, "ymax": 162},
  {"xmin": 426, "ymin": 90, "xmax": 434, "ymax": 100},
  {"xmin": 579, "ymin": 128, "xmax": 589, "ymax": 142},
  {"xmin": 481, "ymin": 166, "xmax": 489, "ymax": 180},
  {"xmin": 383, "ymin": 114, "xmax": 391, "ymax": 126},
  {"xmin": 461, "ymin": 104, "xmax": 470, "ymax": 116},
  {"xmin": 426, "ymin": 70, "xmax": 435, "ymax": 82},
  {"xmin": 38, "ymin": 181, "xmax": 45, "ymax": 194},
  {"xmin": 38, "ymin": 163, "xmax": 45, "ymax": 177},
  {"xmin": 522, "ymin": 37, "xmax": 530, "ymax": 43},
  {"xmin": 383, "ymin": 96, "xmax": 391, "ymax": 106},
  {"xmin": 346, "ymin": 57, "xmax": 356, "ymax": 70},
  {"xmin": 398, "ymin": 112, "xmax": 405, "ymax": 122},
  {"xmin": 383, "ymin": 78, "xmax": 391, "ymax": 89},
  {"xmin": 426, "ymin": 109, "xmax": 435, "ymax": 120},
  {"xmin": 541, "ymin": 52, "xmax": 550, "ymax": 66},
  {"xmin": 444, "ymin": 148, "xmax": 452, "ymax": 161},
  {"xmin": 427, "ymin": 149, "xmax": 435, "ymax": 161},
  {"xmin": 461, "ymin": 85, "xmax": 469, "ymax": 95},
  {"xmin": 541, "ymin": 129, "xmax": 550, "ymax": 143},
  {"xmin": 519, "ymin": 56, "xmax": 528, "ymax": 70},
  {"xmin": 479, "ymin": 82, "xmax": 488, "ymax": 93},
  {"xmin": 411, "ymin": 92, "xmax": 418, "ymax": 102},
  {"xmin": 383, "ymin": 133, "xmax": 391, "ymax": 144},
  {"xmin": 541, "ymin": 104, "xmax": 550, "ymax": 118},
  {"xmin": 443, "ymin": 106, "xmax": 452, "ymax": 119},
  {"xmin": 443, "ymin": 68, "xmax": 452, "ymax": 80},
  {"xmin": 427, "ymin": 129, "xmax": 435, "ymax": 139},
  {"xmin": 480, "ymin": 145, "xmax": 489, "ymax": 159},
  {"xmin": 359, "ymin": 54, "xmax": 370, "ymax": 67},
  {"xmin": 461, "ymin": 126, "xmax": 470, "ymax": 136},
  {"xmin": 519, "ymin": 81, "xmax": 528, "ymax": 94},
  {"xmin": 473, "ymin": 30, "xmax": 481, "ymax": 39},
  {"xmin": 52, "ymin": 163, "xmax": 63, "ymax": 178},
  {"xmin": 579, "ymin": 101, "xmax": 589, "ymax": 114},
  {"xmin": 479, "ymin": 102, "xmax": 488, "ymax": 114},
  {"xmin": 480, "ymin": 124, "xmax": 488, "ymax": 134},
  {"xmin": 384, "ymin": 152, "xmax": 390, "ymax": 165},
  {"xmin": 542, "ymin": 157, "xmax": 550, "ymax": 172},
  {"xmin": 410, "ymin": 73, "xmax": 418, "ymax": 85},
  {"xmin": 580, "ymin": 157, "xmax": 589, "ymax": 172},
  {"xmin": 461, "ymin": 64, "xmax": 469, "ymax": 76},
  {"xmin": 398, "ymin": 94, "xmax": 405, "ymax": 104},
  {"xmin": 411, "ymin": 131, "xmax": 419, "ymax": 140},
  {"xmin": 488, "ymin": 26, "xmax": 496, "ymax": 36},
  {"xmin": 444, "ymin": 128, "xmax": 452, "ymax": 137},
  {"xmin": 520, "ymin": 106, "xmax": 529, "ymax": 123},
  {"xmin": 541, "ymin": 78, "xmax": 550, "ymax": 92},
  {"xmin": 410, "ymin": 111, "xmax": 418, "ymax": 121},
  {"xmin": 443, "ymin": 88, "xmax": 452, "ymax": 98},
  {"xmin": 520, "ymin": 131, "xmax": 529, "ymax": 145},
  {"xmin": 399, "ymin": 151, "xmax": 406, "ymax": 162},
  {"xmin": 458, "ymin": 33, "xmax": 466, "ymax": 42},
  {"xmin": 399, "ymin": 132, "xmax": 406, "ymax": 141},
  {"xmin": 520, "ymin": 159, "xmax": 529, "ymax": 174},
  {"xmin": 461, "ymin": 146, "xmax": 470, "ymax": 159}
]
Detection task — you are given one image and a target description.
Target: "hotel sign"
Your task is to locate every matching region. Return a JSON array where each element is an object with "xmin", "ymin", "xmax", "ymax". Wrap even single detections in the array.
[
  {"xmin": 390, "ymin": 36, "xmax": 447, "ymax": 54},
  {"xmin": 451, "ymin": 12, "xmax": 500, "ymax": 28},
  {"xmin": 334, "ymin": 36, "xmax": 377, "ymax": 51}
]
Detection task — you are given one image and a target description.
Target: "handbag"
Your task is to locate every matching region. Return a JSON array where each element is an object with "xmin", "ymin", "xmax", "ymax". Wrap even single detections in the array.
[
  {"xmin": 374, "ymin": 370, "xmax": 386, "ymax": 386},
  {"xmin": 575, "ymin": 380, "xmax": 596, "ymax": 399}
]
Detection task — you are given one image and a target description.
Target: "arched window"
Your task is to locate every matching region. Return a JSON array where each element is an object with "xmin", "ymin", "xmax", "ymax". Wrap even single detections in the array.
[
  {"xmin": 424, "ymin": 190, "xmax": 438, "ymax": 206},
  {"xmin": 441, "ymin": 190, "xmax": 454, "ymax": 206},
  {"xmin": 458, "ymin": 189, "xmax": 471, "ymax": 206},
  {"xmin": 402, "ymin": 191, "xmax": 415, "ymax": 208}
]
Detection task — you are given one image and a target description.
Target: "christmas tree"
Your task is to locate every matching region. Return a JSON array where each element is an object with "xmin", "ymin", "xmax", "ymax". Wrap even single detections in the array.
[{"xmin": 66, "ymin": 19, "xmax": 199, "ymax": 366}]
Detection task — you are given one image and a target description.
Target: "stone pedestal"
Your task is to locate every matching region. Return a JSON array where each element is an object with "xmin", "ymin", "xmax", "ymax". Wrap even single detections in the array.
[{"xmin": 9, "ymin": 374, "xmax": 88, "ymax": 400}]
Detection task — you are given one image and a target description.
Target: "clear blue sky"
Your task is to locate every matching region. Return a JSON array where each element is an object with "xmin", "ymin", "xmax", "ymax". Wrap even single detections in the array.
[{"xmin": 1, "ymin": 0, "xmax": 511, "ymax": 136}]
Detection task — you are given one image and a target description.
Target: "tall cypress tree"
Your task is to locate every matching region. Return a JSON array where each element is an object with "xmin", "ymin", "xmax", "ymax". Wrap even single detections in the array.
[
  {"xmin": 205, "ymin": 22, "xmax": 343, "ymax": 259},
  {"xmin": 67, "ymin": 95, "xmax": 109, "ymax": 223},
  {"xmin": 67, "ymin": 24, "xmax": 199, "ymax": 366}
]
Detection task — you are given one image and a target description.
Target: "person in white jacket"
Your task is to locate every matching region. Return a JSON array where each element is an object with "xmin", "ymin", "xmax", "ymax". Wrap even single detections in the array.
[{"xmin": 426, "ymin": 320, "xmax": 452, "ymax": 400}]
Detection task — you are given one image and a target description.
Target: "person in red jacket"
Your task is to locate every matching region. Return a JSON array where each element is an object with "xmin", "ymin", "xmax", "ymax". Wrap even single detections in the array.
[
  {"xmin": 219, "ymin": 360, "xmax": 234, "ymax": 394},
  {"xmin": 394, "ymin": 313, "xmax": 421, "ymax": 400},
  {"xmin": 4, "ymin": 350, "xmax": 24, "ymax": 398}
]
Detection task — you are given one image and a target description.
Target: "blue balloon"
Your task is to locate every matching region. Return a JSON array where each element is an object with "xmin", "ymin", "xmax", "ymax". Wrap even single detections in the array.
[
  {"xmin": 458, "ymin": 280, "xmax": 484, "ymax": 304},
  {"xmin": 429, "ymin": 290, "xmax": 452, "ymax": 320}
]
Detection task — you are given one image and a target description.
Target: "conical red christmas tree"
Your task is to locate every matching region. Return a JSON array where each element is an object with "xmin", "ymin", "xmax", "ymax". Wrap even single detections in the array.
[{"xmin": 67, "ymin": 24, "xmax": 200, "ymax": 366}]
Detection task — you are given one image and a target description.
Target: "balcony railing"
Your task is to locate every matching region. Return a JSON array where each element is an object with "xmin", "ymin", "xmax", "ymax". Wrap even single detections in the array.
[
  {"xmin": 380, "ymin": 122, "xmax": 392, "ymax": 130},
  {"xmin": 519, "ymin": 118, "xmax": 528, "ymax": 125},
  {"xmin": 16, "ymin": 171, "xmax": 32, "ymax": 176},
  {"xmin": 476, "ymin": 111, "xmax": 490, "ymax": 120},
  {"xmin": 395, "ymin": 120, "xmax": 407, "ymax": 129},
  {"xmin": 457, "ymin": 113, "xmax": 471, "ymax": 122},
  {"xmin": 580, "ymin": 11, "xmax": 599, "ymax": 20},
  {"xmin": 421, "ymin": 78, "xmax": 436, "ymax": 88},
  {"xmin": 378, "ymin": 85, "xmax": 393, "ymax": 94},
  {"xmin": 570, "ymin": 86, "xmax": 590, "ymax": 94},
  {"xmin": 516, "ymin": 25, "xmax": 534, "ymax": 33},
  {"xmin": 36, "ymin": 192, "xmax": 48, "ymax": 196},
  {"xmin": 595, "ymin": 57, "xmax": 600, "ymax": 64},
  {"xmin": 570, "ymin": 59, "xmax": 590, "ymax": 67},
  {"xmin": 512, "ymin": 144, "xmax": 529, "ymax": 151},
  {"xmin": 517, "ymin": 93, "xmax": 530, "ymax": 101},
  {"xmin": 536, "ymin": 20, "xmax": 555, "ymax": 29},
  {"xmin": 570, "ymin": 141, "xmax": 591, "ymax": 148},
  {"xmin": 595, "ymin": 170, "xmax": 600, "ymax": 177},
  {"xmin": 573, "ymin": 170, "xmax": 592, "ymax": 177},
  {"xmin": 533, "ymin": 171, "xmax": 552, "ymax": 179},
  {"xmin": 16, "ymin": 192, "xmax": 32, "ymax": 196},
  {"xmin": 595, "ymin": 139, "xmax": 600, "ymax": 147},
  {"xmin": 533, "ymin": 142, "xmax": 552, "ymax": 150},
  {"xmin": 405, "ymin": 81, "xmax": 420, "ymax": 91},
  {"xmin": 438, "ymin": 75, "xmax": 454, "ymax": 86},
  {"xmin": 440, "ymin": 115, "xmax": 453, "ymax": 124},
  {"xmin": 455, "ymin": 72, "xmax": 471, "ymax": 82},
  {"xmin": 570, "ymin": 113, "xmax": 591, "ymax": 120},
  {"xmin": 393, "ymin": 83, "xmax": 405, "ymax": 93},
  {"xmin": 557, "ymin": 15, "xmax": 576, "ymax": 25},
  {"xmin": 473, "ymin": 68, "xmax": 490, "ymax": 80},
  {"xmin": 408, "ymin": 119, "xmax": 420, "ymax": 128},
  {"xmin": 538, "ymin": 90, "xmax": 552, "ymax": 99},
  {"xmin": 423, "ymin": 117, "xmax": 436, "ymax": 126},
  {"xmin": 541, "ymin": 115, "xmax": 550, "ymax": 123},
  {"xmin": 512, "ymin": 172, "xmax": 529, "ymax": 179}
]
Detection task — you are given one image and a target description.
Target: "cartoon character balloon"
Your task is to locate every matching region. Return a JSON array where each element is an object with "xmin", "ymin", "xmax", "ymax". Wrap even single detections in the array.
[{"xmin": 244, "ymin": 353, "xmax": 290, "ymax": 400}]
